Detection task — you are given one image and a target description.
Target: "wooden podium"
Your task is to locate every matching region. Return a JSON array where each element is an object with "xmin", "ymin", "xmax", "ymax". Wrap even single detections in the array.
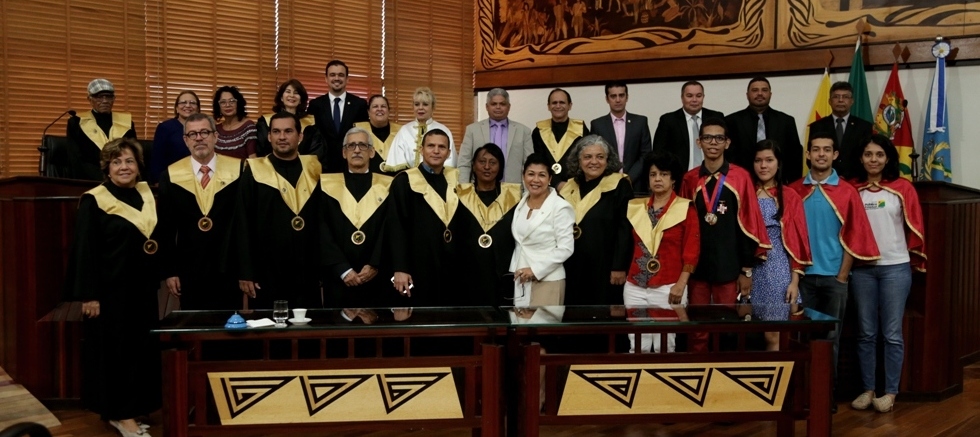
[
  {"xmin": 903, "ymin": 181, "xmax": 980, "ymax": 399},
  {"xmin": 0, "ymin": 176, "xmax": 96, "ymax": 400}
]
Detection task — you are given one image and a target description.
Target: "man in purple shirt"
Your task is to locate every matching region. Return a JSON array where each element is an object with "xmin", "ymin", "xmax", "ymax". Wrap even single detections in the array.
[{"xmin": 458, "ymin": 88, "xmax": 534, "ymax": 184}]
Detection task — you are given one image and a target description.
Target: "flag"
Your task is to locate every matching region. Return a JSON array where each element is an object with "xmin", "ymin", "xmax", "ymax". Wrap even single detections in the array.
[
  {"xmin": 848, "ymin": 37, "xmax": 874, "ymax": 123},
  {"xmin": 803, "ymin": 69, "xmax": 832, "ymax": 172},
  {"xmin": 873, "ymin": 63, "xmax": 915, "ymax": 180},
  {"xmin": 921, "ymin": 45, "xmax": 952, "ymax": 182}
]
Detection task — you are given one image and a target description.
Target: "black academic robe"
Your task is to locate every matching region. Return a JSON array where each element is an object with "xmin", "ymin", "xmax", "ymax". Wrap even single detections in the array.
[
  {"xmin": 319, "ymin": 172, "xmax": 394, "ymax": 308},
  {"xmin": 157, "ymin": 155, "xmax": 243, "ymax": 310},
  {"xmin": 560, "ymin": 174, "xmax": 633, "ymax": 305},
  {"xmin": 255, "ymin": 113, "xmax": 322, "ymax": 160},
  {"xmin": 531, "ymin": 119, "xmax": 590, "ymax": 186},
  {"xmin": 454, "ymin": 182, "xmax": 521, "ymax": 307},
  {"xmin": 63, "ymin": 182, "xmax": 162, "ymax": 420},
  {"xmin": 356, "ymin": 121, "xmax": 402, "ymax": 177},
  {"xmin": 66, "ymin": 111, "xmax": 137, "ymax": 181},
  {"xmin": 387, "ymin": 167, "xmax": 462, "ymax": 306},
  {"xmin": 237, "ymin": 155, "xmax": 322, "ymax": 309}
]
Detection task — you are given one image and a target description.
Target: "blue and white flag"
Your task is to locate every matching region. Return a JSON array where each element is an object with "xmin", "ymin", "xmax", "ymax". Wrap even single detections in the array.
[{"xmin": 921, "ymin": 41, "xmax": 953, "ymax": 182}]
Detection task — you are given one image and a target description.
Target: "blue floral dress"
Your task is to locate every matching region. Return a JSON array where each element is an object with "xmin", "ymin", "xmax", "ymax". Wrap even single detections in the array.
[{"xmin": 751, "ymin": 197, "xmax": 795, "ymax": 321}]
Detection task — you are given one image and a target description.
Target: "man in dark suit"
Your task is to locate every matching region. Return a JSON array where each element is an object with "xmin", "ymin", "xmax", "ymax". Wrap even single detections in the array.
[
  {"xmin": 807, "ymin": 81, "xmax": 873, "ymax": 180},
  {"xmin": 652, "ymin": 80, "xmax": 725, "ymax": 172},
  {"xmin": 590, "ymin": 81, "xmax": 652, "ymax": 194},
  {"xmin": 307, "ymin": 60, "xmax": 369, "ymax": 173},
  {"xmin": 725, "ymin": 77, "xmax": 804, "ymax": 183}
]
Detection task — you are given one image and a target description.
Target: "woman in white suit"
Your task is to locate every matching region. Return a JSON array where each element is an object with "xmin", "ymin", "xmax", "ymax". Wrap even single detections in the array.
[{"xmin": 511, "ymin": 153, "xmax": 576, "ymax": 307}]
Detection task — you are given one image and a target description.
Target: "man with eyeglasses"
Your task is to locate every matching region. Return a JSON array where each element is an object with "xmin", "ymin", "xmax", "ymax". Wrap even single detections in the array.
[
  {"xmin": 308, "ymin": 60, "xmax": 370, "ymax": 173},
  {"xmin": 157, "ymin": 113, "xmax": 243, "ymax": 310},
  {"xmin": 66, "ymin": 78, "xmax": 137, "ymax": 180},
  {"xmin": 680, "ymin": 118, "xmax": 770, "ymax": 353},
  {"xmin": 237, "ymin": 112, "xmax": 323, "ymax": 309},
  {"xmin": 318, "ymin": 127, "xmax": 394, "ymax": 308},
  {"xmin": 807, "ymin": 81, "xmax": 873, "ymax": 179},
  {"xmin": 725, "ymin": 77, "xmax": 804, "ymax": 184}
]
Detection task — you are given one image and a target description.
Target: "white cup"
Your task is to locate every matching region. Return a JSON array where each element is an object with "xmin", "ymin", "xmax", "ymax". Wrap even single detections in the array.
[{"xmin": 292, "ymin": 308, "xmax": 307, "ymax": 319}]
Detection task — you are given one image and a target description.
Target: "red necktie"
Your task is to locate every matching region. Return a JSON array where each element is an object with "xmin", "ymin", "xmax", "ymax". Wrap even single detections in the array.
[{"xmin": 201, "ymin": 165, "xmax": 211, "ymax": 188}]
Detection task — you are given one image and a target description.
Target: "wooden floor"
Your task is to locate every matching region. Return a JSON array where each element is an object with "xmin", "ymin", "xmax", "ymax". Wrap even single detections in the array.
[{"xmin": 28, "ymin": 364, "xmax": 980, "ymax": 437}]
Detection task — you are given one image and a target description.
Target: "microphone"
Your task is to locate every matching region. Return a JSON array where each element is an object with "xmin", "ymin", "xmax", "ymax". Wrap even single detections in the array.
[{"xmin": 39, "ymin": 109, "xmax": 76, "ymax": 176}]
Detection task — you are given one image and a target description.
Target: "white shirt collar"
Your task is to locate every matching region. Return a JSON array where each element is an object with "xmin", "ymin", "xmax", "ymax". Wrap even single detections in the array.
[
  {"xmin": 328, "ymin": 91, "xmax": 347, "ymax": 102},
  {"xmin": 191, "ymin": 153, "xmax": 218, "ymax": 178}
]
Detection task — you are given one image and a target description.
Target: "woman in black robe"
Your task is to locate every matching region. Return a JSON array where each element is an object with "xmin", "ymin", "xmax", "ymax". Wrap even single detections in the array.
[
  {"xmin": 64, "ymin": 138, "xmax": 162, "ymax": 437},
  {"xmin": 559, "ymin": 134, "xmax": 633, "ymax": 306},
  {"xmin": 455, "ymin": 144, "xmax": 521, "ymax": 306}
]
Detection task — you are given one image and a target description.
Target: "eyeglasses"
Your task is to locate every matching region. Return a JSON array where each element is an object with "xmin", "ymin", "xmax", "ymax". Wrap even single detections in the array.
[
  {"xmin": 830, "ymin": 93, "xmax": 853, "ymax": 101},
  {"xmin": 92, "ymin": 95, "xmax": 115, "ymax": 102},
  {"xmin": 699, "ymin": 134, "xmax": 727, "ymax": 143},
  {"xmin": 177, "ymin": 100, "xmax": 198, "ymax": 106},
  {"xmin": 184, "ymin": 130, "xmax": 214, "ymax": 139},
  {"xmin": 218, "ymin": 99, "xmax": 237, "ymax": 106},
  {"xmin": 344, "ymin": 142, "xmax": 371, "ymax": 151}
]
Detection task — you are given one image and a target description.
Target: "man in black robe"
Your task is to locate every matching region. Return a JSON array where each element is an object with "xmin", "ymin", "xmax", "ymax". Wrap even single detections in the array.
[
  {"xmin": 388, "ymin": 129, "xmax": 461, "ymax": 307},
  {"xmin": 66, "ymin": 78, "xmax": 137, "ymax": 180},
  {"xmin": 531, "ymin": 88, "xmax": 590, "ymax": 188},
  {"xmin": 157, "ymin": 113, "xmax": 243, "ymax": 310},
  {"xmin": 237, "ymin": 112, "xmax": 322, "ymax": 309},
  {"xmin": 319, "ymin": 126, "xmax": 394, "ymax": 308}
]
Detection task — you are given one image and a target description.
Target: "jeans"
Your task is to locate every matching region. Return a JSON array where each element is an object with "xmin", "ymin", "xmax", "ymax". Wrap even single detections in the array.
[
  {"xmin": 850, "ymin": 263, "xmax": 912, "ymax": 394},
  {"xmin": 799, "ymin": 274, "xmax": 848, "ymax": 380}
]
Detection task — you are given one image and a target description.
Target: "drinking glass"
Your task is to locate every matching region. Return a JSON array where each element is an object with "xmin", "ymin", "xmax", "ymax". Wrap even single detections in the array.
[{"xmin": 273, "ymin": 300, "xmax": 289, "ymax": 327}]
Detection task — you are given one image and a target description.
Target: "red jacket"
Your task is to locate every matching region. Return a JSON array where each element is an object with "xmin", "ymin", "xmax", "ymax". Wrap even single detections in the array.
[
  {"xmin": 760, "ymin": 185, "xmax": 813, "ymax": 274},
  {"xmin": 680, "ymin": 162, "xmax": 771, "ymax": 259},
  {"xmin": 789, "ymin": 176, "xmax": 880, "ymax": 263},
  {"xmin": 626, "ymin": 193, "xmax": 700, "ymax": 288}
]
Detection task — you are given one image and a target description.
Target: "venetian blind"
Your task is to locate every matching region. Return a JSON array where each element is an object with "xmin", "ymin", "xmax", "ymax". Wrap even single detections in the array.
[
  {"xmin": 384, "ymin": 0, "xmax": 474, "ymax": 149},
  {"xmin": 0, "ymin": 0, "xmax": 147, "ymax": 176}
]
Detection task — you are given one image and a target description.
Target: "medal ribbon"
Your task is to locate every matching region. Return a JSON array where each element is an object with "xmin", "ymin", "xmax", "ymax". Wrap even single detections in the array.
[{"xmin": 699, "ymin": 173, "xmax": 727, "ymax": 215}]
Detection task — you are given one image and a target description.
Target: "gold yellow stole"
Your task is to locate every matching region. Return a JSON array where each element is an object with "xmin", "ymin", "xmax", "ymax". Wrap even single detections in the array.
[
  {"xmin": 88, "ymin": 182, "xmax": 157, "ymax": 238},
  {"xmin": 535, "ymin": 118, "xmax": 584, "ymax": 162},
  {"xmin": 355, "ymin": 121, "xmax": 401, "ymax": 162},
  {"xmin": 78, "ymin": 111, "xmax": 133, "ymax": 150},
  {"xmin": 247, "ymin": 155, "xmax": 321, "ymax": 215},
  {"xmin": 456, "ymin": 182, "xmax": 521, "ymax": 232},
  {"xmin": 263, "ymin": 113, "xmax": 315, "ymax": 132},
  {"xmin": 405, "ymin": 167, "xmax": 459, "ymax": 228},
  {"xmin": 559, "ymin": 173, "xmax": 626, "ymax": 224},
  {"xmin": 627, "ymin": 197, "xmax": 690, "ymax": 257},
  {"xmin": 167, "ymin": 155, "xmax": 241, "ymax": 216},
  {"xmin": 320, "ymin": 173, "xmax": 393, "ymax": 229}
]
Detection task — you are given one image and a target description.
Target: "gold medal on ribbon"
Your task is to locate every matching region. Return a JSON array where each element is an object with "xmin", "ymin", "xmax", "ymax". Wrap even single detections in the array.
[
  {"xmin": 198, "ymin": 217, "xmax": 213, "ymax": 232},
  {"xmin": 478, "ymin": 233, "xmax": 493, "ymax": 248},
  {"xmin": 351, "ymin": 230, "xmax": 366, "ymax": 245},
  {"xmin": 572, "ymin": 224, "xmax": 582, "ymax": 239},
  {"xmin": 646, "ymin": 258, "xmax": 661, "ymax": 274},
  {"xmin": 443, "ymin": 229, "xmax": 453, "ymax": 243},
  {"xmin": 291, "ymin": 216, "xmax": 305, "ymax": 231},
  {"xmin": 143, "ymin": 239, "xmax": 158, "ymax": 255},
  {"xmin": 705, "ymin": 213, "xmax": 717, "ymax": 225},
  {"xmin": 551, "ymin": 163, "xmax": 562, "ymax": 174}
]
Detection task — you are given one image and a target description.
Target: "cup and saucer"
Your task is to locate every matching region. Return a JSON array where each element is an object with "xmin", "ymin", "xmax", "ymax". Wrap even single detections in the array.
[{"xmin": 289, "ymin": 308, "xmax": 311, "ymax": 326}]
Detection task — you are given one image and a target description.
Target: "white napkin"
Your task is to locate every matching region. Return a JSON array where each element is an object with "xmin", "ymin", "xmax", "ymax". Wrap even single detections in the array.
[{"xmin": 246, "ymin": 318, "xmax": 276, "ymax": 328}]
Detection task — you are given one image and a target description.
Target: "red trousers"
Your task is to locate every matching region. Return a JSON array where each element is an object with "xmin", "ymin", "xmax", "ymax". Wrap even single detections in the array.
[{"xmin": 687, "ymin": 279, "xmax": 738, "ymax": 353}]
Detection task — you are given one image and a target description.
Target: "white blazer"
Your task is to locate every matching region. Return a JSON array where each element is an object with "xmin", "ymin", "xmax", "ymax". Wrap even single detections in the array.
[{"xmin": 510, "ymin": 188, "xmax": 575, "ymax": 282}]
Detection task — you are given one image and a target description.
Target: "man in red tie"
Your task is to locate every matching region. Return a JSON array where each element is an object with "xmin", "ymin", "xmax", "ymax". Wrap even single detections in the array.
[{"xmin": 157, "ymin": 113, "xmax": 244, "ymax": 310}]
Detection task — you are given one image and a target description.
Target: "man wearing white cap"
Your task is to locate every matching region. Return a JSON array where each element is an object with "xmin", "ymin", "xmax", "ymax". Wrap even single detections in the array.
[{"xmin": 66, "ymin": 78, "xmax": 137, "ymax": 180}]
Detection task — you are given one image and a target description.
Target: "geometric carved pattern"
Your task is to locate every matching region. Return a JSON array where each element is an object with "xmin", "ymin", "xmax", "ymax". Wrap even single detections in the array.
[
  {"xmin": 570, "ymin": 369, "xmax": 642, "ymax": 408},
  {"xmin": 715, "ymin": 366, "xmax": 786, "ymax": 406},
  {"xmin": 376, "ymin": 372, "xmax": 450, "ymax": 414},
  {"xmin": 644, "ymin": 368, "xmax": 713, "ymax": 407},
  {"xmin": 300, "ymin": 375, "xmax": 373, "ymax": 416},
  {"xmin": 219, "ymin": 376, "xmax": 296, "ymax": 418}
]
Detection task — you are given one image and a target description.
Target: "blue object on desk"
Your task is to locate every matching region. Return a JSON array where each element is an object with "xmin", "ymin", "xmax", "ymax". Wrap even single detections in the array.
[{"xmin": 224, "ymin": 312, "xmax": 247, "ymax": 329}]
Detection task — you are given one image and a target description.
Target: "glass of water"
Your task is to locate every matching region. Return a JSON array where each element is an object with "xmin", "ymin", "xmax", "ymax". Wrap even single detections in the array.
[{"xmin": 273, "ymin": 300, "xmax": 289, "ymax": 328}]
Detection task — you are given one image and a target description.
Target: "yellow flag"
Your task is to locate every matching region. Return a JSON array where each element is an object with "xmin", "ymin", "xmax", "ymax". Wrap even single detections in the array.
[{"xmin": 803, "ymin": 69, "xmax": 832, "ymax": 172}]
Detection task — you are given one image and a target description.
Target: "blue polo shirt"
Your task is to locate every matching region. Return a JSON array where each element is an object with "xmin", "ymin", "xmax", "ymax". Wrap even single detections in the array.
[{"xmin": 803, "ymin": 170, "xmax": 844, "ymax": 276}]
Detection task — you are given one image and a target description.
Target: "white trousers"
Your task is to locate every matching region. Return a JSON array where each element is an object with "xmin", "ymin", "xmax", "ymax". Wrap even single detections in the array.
[{"xmin": 623, "ymin": 281, "xmax": 687, "ymax": 353}]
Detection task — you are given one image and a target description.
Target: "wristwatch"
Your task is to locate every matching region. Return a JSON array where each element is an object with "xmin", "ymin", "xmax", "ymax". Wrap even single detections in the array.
[{"xmin": 742, "ymin": 269, "xmax": 753, "ymax": 278}]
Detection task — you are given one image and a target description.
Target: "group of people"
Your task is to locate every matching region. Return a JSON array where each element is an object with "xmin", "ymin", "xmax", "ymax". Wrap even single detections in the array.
[{"xmin": 64, "ymin": 63, "xmax": 926, "ymax": 434}]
